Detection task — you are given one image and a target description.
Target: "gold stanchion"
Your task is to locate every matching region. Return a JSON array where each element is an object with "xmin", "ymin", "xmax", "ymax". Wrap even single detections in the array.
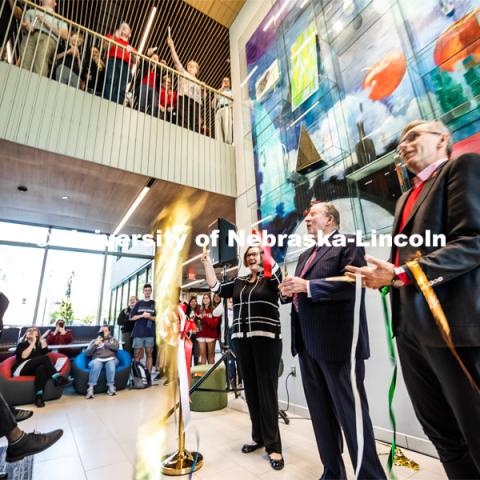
[{"xmin": 160, "ymin": 375, "xmax": 203, "ymax": 476}]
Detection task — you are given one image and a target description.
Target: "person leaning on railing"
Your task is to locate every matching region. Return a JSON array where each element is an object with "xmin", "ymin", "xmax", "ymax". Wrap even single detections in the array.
[
  {"xmin": 54, "ymin": 30, "xmax": 84, "ymax": 88},
  {"xmin": 213, "ymin": 77, "xmax": 233, "ymax": 144},
  {"xmin": 159, "ymin": 72, "xmax": 177, "ymax": 123},
  {"xmin": 167, "ymin": 35, "xmax": 202, "ymax": 132},
  {"xmin": 19, "ymin": 0, "xmax": 68, "ymax": 77},
  {"xmin": 81, "ymin": 45, "xmax": 105, "ymax": 96},
  {"xmin": 136, "ymin": 49, "xmax": 161, "ymax": 116},
  {"xmin": 103, "ymin": 22, "xmax": 136, "ymax": 104}
]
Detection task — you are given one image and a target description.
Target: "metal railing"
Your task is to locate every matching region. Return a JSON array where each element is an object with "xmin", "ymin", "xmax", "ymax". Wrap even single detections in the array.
[
  {"xmin": 0, "ymin": 0, "xmax": 236, "ymax": 194},
  {"xmin": 0, "ymin": 0, "xmax": 234, "ymax": 139}
]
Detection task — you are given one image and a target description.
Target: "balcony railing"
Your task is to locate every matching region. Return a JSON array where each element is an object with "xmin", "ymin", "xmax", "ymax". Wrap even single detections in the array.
[{"xmin": 0, "ymin": 0, "xmax": 236, "ymax": 196}]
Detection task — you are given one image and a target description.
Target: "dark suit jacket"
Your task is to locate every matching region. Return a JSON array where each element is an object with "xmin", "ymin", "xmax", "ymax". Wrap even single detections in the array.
[
  {"xmin": 392, "ymin": 153, "xmax": 480, "ymax": 347},
  {"xmin": 290, "ymin": 234, "xmax": 370, "ymax": 362}
]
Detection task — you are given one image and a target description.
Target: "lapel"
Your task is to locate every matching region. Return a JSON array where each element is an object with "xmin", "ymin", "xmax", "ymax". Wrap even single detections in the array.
[
  {"xmin": 401, "ymin": 165, "xmax": 445, "ymax": 233},
  {"xmin": 392, "ymin": 163, "xmax": 447, "ymax": 234},
  {"xmin": 392, "ymin": 190, "xmax": 410, "ymax": 235}
]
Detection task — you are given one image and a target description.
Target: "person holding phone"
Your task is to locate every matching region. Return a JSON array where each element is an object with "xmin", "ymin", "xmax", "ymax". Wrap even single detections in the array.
[
  {"xmin": 84, "ymin": 325, "xmax": 119, "ymax": 399},
  {"xmin": 12, "ymin": 327, "xmax": 70, "ymax": 407},
  {"xmin": 46, "ymin": 319, "xmax": 73, "ymax": 346},
  {"xmin": 200, "ymin": 246, "xmax": 285, "ymax": 471}
]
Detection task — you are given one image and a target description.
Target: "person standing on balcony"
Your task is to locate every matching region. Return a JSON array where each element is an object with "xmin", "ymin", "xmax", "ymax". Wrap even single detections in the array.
[
  {"xmin": 213, "ymin": 77, "xmax": 233, "ymax": 144},
  {"xmin": 82, "ymin": 45, "xmax": 105, "ymax": 95},
  {"xmin": 159, "ymin": 73, "xmax": 177, "ymax": 123},
  {"xmin": 103, "ymin": 22, "xmax": 136, "ymax": 104},
  {"xmin": 19, "ymin": 0, "xmax": 68, "ymax": 77},
  {"xmin": 55, "ymin": 31, "xmax": 84, "ymax": 88},
  {"xmin": 136, "ymin": 51, "xmax": 161, "ymax": 116},
  {"xmin": 167, "ymin": 35, "xmax": 202, "ymax": 132}
]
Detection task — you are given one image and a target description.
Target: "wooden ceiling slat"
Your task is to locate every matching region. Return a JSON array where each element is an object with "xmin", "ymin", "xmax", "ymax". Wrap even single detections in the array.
[{"xmin": 57, "ymin": 0, "xmax": 232, "ymax": 90}]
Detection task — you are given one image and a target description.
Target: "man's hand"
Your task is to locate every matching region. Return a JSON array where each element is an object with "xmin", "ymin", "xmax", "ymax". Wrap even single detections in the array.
[
  {"xmin": 345, "ymin": 255, "xmax": 394, "ymax": 289},
  {"xmin": 279, "ymin": 276, "xmax": 308, "ymax": 296},
  {"xmin": 143, "ymin": 312, "xmax": 151, "ymax": 319}
]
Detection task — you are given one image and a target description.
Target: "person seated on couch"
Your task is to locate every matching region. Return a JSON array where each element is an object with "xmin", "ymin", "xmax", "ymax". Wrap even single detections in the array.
[
  {"xmin": 46, "ymin": 319, "xmax": 73, "ymax": 346},
  {"xmin": 85, "ymin": 325, "xmax": 119, "ymax": 399},
  {"xmin": 12, "ymin": 327, "xmax": 71, "ymax": 408}
]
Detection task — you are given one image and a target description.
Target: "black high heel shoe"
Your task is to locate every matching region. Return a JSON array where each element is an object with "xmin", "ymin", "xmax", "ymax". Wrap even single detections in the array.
[
  {"xmin": 241, "ymin": 442, "xmax": 264, "ymax": 454},
  {"xmin": 268, "ymin": 454, "xmax": 284, "ymax": 470}
]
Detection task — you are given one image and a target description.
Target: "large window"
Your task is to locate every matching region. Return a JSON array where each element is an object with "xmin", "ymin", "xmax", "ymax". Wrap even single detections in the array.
[
  {"xmin": 0, "ymin": 245, "xmax": 44, "ymax": 326},
  {"xmin": 36, "ymin": 250, "xmax": 104, "ymax": 326},
  {"xmin": 0, "ymin": 222, "xmax": 154, "ymax": 326}
]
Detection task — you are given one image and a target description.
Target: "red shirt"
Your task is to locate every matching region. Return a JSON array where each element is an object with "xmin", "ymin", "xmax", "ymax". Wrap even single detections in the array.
[
  {"xmin": 142, "ymin": 70, "xmax": 157, "ymax": 89},
  {"xmin": 46, "ymin": 330, "xmax": 73, "ymax": 345},
  {"xmin": 197, "ymin": 308, "xmax": 220, "ymax": 339},
  {"xmin": 106, "ymin": 34, "xmax": 134, "ymax": 63},
  {"xmin": 160, "ymin": 87, "xmax": 177, "ymax": 108}
]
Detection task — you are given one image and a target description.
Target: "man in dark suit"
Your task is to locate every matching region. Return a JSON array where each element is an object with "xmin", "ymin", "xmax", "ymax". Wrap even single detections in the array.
[
  {"xmin": 346, "ymin": 120, "xmax": 480, "ymax": 479},
  {"xmin": 280, "ymin": 202, "xmax": 386, "ymax": 479}
]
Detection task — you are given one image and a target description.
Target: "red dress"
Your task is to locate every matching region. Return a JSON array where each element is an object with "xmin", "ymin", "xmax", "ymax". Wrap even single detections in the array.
[{"xmin": 197, "ymin": 308, "xmax": 220, "ymax": 340}]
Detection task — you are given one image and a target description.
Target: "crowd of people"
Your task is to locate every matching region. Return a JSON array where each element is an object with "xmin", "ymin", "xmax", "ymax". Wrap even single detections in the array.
[{"xmin": 1, "ymin": 0, "xmax": 234, "ymax": 142}]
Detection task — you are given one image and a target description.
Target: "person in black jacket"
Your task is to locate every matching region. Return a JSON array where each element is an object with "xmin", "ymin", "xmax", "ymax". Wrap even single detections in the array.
[
  {"xmin": 201, "ymin": 246, "xmax": 285, "ymax": 471},
  {"xmin": 12, "ymin": 327, "xmax": 70, "ymax": 407},
  {"xmin": 280, "ymin": 203, "xmax": 385, "ymax": 480},
  {"xmin": 117, "ymin": 295, "xmax": 137, "ymax": 355},
  {"xmin": 346, "ymin": 120, "xmax": 480, "ymax": 479}
]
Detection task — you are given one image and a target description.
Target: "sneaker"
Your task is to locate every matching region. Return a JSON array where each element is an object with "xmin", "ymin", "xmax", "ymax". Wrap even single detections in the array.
[
  {"xmin": 35, "ymin": 395, "xmax": 45, "ymax": 408},
  {"xmin": 12, "ymin": 407, "xmax": 33, "ymax": 423},
  {"xmin": 6, "ymin": 429, "xmax": 63, "ymax": 463},
  {"xmin": 85, "ymin": 387, "xmax": 94, "ymax": 399},
  {"xmin": 107, "ymin": 385, "xmax": 116, "ymax": 396},
  {"xmin": 53, "ymin": 375, "xmax": 72, "ymax": 388}
]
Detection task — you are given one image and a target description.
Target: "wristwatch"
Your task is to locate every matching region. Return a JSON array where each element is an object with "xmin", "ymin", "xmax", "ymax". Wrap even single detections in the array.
[{"xmin": 391, "ymin": 266, "xmax": 406, "ymax": 288}]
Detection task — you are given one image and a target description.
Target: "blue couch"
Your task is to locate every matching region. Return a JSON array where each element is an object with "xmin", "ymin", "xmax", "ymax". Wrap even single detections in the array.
[{"xmin": 72, "ymin": 349, "xmax": 131, "ymax": 394}]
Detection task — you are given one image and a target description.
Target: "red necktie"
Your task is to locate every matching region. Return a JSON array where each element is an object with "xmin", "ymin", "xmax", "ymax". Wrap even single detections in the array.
[{"xmin": 293, "ymin": 246, "xmax": 320, "ymax": 311}]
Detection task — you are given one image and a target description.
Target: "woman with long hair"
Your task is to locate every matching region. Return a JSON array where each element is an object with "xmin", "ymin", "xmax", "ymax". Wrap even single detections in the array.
[
  {"xmin": 12, "ymin": 327, "xmax": 70, "ymax": 407},
  {"xmin": 196, "ymin": 293, "xmax": 220, "ymax": 365},
  {"xmin": 186, "ymin": 295, "xmax": 200, "ymax": 365},
  {"xmin": 201, "ymin": 246, "xmax": 285, "ymax": 470}
]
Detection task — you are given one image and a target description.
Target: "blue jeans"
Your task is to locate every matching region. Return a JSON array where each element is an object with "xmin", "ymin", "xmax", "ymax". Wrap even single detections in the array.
[
  {"xmin": 88, "ymin": 358, "xmax": 118, "ymax": 386},
  {"xmin": 103, "ymin": 58, "xmax": 130, "ymax": 104}
]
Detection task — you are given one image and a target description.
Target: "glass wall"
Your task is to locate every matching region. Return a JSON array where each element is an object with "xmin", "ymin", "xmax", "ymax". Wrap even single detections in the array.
[
  {"xmin": 0, "ymin": 221, "xmax": 154, "ymax": 326},
  {"xmin": 109, "ymin": 263, "xmax": 152, "ymax": 325},
  {"xmin": 242, "ymin": 0, "xmax": 480, "ymax": 257}
]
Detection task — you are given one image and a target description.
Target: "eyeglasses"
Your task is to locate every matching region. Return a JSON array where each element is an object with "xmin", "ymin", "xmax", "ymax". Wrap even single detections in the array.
[
  {"xmin": 246, "ymin": 252, "xmax": 260, "ymax": 258},
  {"xmin": 396, "ymin": 130, "xmax": 443, "ymax": 153}
]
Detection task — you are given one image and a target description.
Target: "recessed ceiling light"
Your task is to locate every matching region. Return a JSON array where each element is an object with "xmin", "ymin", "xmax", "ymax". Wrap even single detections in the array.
[{"xmin": 62, "ymin": 196, "xmax": 69, "ymax": 200}]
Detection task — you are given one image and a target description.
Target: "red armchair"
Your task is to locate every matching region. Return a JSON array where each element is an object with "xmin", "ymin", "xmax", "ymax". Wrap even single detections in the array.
[{"xmin": 0, "ymin": 353, "xmax": 71, "ymax": 406}]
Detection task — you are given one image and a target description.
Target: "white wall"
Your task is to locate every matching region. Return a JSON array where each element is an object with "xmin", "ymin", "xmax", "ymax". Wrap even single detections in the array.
[{"xmin": 229, "ymin": 0, "xmax": 435, "ymax": 457}]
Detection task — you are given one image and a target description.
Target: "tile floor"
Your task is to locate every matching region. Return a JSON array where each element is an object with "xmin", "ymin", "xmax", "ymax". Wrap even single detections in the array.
[{"xmin": 0, "ymin": 386, "xmax": 447, "ymax": 479}]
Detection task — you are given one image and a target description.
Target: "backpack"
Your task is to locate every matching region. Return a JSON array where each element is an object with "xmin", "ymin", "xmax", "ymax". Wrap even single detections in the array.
[{"xmin": 129, "ymin": 360, "xmax": 148, "ymax": 389}]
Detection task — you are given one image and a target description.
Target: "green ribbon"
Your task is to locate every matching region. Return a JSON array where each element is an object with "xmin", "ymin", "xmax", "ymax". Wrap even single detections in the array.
[{"xmin": 380, "ymin": 286, "xmax": 397, "ymax": 480}]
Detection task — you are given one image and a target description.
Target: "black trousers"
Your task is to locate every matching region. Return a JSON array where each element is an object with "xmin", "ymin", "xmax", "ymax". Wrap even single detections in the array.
[
  {"xmin": 0, "ymin": 392, "xmax": 16, "ymax": 438},
  {"xmin": 299, "ymin": 349, "xmax": 386, "ymax": 480},
  {"xmin": 233, "ymin": 337, "xmax": 282, "ymax": 454},
  {"xmin": 178, "ymin": 96, "xmax": 200, "ymax": 132},
  {"xmin": 18, "ymin": 355, "xmax": 57, "ymax": 393},
  {"xmin": 397, "ymin": 334, "xmax": 480, "ymax": 479}
]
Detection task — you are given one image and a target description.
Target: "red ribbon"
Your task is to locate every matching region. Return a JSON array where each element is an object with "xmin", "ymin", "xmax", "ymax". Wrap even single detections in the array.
[
  {"xmin": 252, "ymin": 228, "xmax": 272, "ymax": 278},
  {"xmin": 180, "ymin": 315, "xmax": 198, "ymax": 385}
]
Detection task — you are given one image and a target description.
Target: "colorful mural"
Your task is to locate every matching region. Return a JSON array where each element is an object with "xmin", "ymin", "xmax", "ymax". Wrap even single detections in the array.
[{"xmin": 244, "ymin": 0, "xmax": 480, "ymax": 261}]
